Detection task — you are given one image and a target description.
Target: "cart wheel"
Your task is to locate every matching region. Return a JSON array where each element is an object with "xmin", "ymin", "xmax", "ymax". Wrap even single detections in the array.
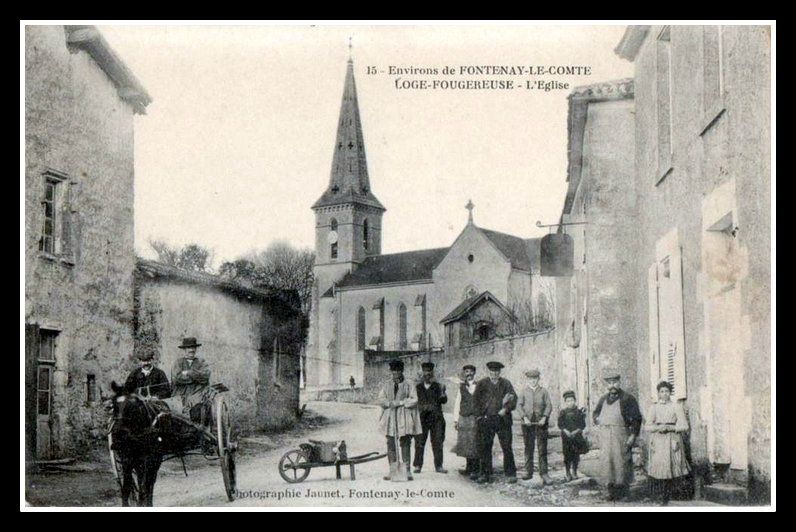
[
  {"xmin": 278, "ymin": 449, "xmax": 311, "ymax": 483},
  {"xmin": 108, "ymin": 434, "xmax": 139, "ymax": 506},
  {"xmin": 214, "ymin": 395, "xmax": 237, "ymax": 501}
]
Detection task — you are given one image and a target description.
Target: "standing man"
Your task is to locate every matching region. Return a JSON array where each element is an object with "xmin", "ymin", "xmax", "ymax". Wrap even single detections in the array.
[
  {"xmin": 518, "ymin": 368, "xmax": 553, "ymax": 484},
  {"xmin": 413, "ymin": 362, "xmax": 448, "ymax": 474},
  {"xmin": 474, "ymin": 361, "xmax": 518, "ymax": 484},
  {"xmin": 171, "ymin": 337, "xmax": 211, "ymax": 424},
  {"xmin": 378, "ymin": 359, "xmax": 422, "ymax": 481},
  {"xmin": 592, "ymin": 369, "xmax": 643, "ymax": 501},
  {"xmin": 124, "ymin": 350, "xmax": 171, "ymax": 399},
  {"xmin": 453, "ymin": 364, "xmax": 480, "ymax": 479}
]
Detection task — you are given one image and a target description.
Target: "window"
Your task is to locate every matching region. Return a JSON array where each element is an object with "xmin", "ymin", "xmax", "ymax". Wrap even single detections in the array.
[
  {"xmin": 37, "ymin": 366, "xmax": 52, "ymax": 416},
  {"xmin": 38, "ymin": 171, "xmax": 73, "ymax": 257},
  {"xmin": 397, "ymin": 303, "xmax": 407, "ymax": 350},
  {"xmin": 38, "ymin": 331, "xmax": 57, "ymax": 362},
  {"xmin": 463, "ymin": 285, "xmax": 479, "ymax": 300},
  {"xmin": 474, "ymin": 321, "xmax": 495, "ymax": 343},
  {"xmin": 357, "ymin": 307, "xmax": 366, "ymax": 351},
  {"xmin": 330, "ymin": 218, "xmax": 338, "ymax": 259},
  {"xmin": 656, "ymin": 26, "xmax": 673, "ymax": 182},
  {"xmin": 701, "ymin": 26, "xmax": 725, "ymax": 134},
  {"xmin": 37, "ymin": 330, "xmax": 58, "ymax": 417},
  {"xmin": 363, "ymin": 219, "xmax": 370, "ymax": 252},
  {"xmin": 86, "ymin": 374, "xmax": 97, "ymax": 403}
]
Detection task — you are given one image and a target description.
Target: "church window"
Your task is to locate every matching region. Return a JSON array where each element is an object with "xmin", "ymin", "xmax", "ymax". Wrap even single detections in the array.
[
  {"xmin": 397, "ymin": 303, "xmax": 407, "ymax": 350},
  {"xmin": 467, "ymin": 254, "xmax": 474, "ymax": 263},
  {"xmin": 363, "ymin": 219, "xmax": 370, "ymax": 252},
  {"xmin": 463, "ymin": 285, "xmax": 478, "ymax": 300},
  {"xmin": 330, "ymin": 218, "xmax": 338, "ymax": 259},
  {"xmin": 357, "ymin": 307, "xmax": 366, "ymax": 351}
]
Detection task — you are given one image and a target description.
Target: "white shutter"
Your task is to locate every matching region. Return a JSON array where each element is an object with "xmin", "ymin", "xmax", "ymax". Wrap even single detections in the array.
[
  {"xmin": 668, "ymin": 246, "xmax": 688, "ymax": 399},
  {"xmin": 648, "ymin": 263, "xmax": 662, "ymax": 399}
]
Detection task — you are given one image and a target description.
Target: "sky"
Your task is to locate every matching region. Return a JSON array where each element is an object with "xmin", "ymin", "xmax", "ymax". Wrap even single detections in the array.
[{"xmin": 98, "ymin": 24, "xmax": 634, "ymax": 266}]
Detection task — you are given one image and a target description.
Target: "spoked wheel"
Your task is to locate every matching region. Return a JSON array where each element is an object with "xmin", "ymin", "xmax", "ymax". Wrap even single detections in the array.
[
  {"xmin": 108, "ymin": 433, "xmax": 139, "ymax": 506},
  {"xmin": 278, "ymin": 449, "xmax": 311, "ymax": 483},
  {"xmin": 214, "ymin": 395, "xmax": 237, "ymax": 501}
]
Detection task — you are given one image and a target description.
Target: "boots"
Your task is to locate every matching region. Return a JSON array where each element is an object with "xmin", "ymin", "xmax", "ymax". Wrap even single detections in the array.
[{"xmin": 565, "ymin": 465, "xmax": 573, "ymax": 482}]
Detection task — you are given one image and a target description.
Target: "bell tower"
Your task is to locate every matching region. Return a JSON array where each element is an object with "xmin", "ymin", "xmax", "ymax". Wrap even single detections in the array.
[{"xmin": 312, "ymin": 53, "xmax": 385, "ymax": 298}]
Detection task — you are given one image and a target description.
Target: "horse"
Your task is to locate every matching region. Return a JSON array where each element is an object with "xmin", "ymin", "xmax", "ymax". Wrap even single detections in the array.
[{"xmin": 108, "ymin": 381, "xmax": 166, "ymax": 507}]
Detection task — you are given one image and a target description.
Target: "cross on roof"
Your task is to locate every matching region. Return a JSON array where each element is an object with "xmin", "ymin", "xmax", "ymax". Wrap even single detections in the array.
[{"xmin": 466, "ymin": 199, "xmax": 475, "ymax": 224}]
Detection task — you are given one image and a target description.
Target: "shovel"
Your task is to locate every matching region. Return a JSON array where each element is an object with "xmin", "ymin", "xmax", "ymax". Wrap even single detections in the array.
[{"xmin": 389, "ymin": 405, "xmax": 409, "ymax": 482}]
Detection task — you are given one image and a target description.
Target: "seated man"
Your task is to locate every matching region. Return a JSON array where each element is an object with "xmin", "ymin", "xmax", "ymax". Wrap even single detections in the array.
[
  {"xmin": 124, "ymin": 350, "xmax": 171, "ymax": 400},
  {"xmin": 171, "ymin": 337, "xmax": 211, "ymax": 426}
]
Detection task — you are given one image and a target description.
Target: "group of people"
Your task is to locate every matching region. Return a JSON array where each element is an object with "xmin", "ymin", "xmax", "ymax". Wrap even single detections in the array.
[
  {"xmin": 121, "ymin": 337, "xmax": 212, "ymax": 424},
  {"xmin": 377, "ymin": 360, "xmax": 691, "ymax": 505}
]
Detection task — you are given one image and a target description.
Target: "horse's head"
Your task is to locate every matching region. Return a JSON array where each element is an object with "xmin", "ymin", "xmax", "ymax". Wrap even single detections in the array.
[{"xmin": 108, "ymin": 381, "xmax": 153, "ymax": 450}]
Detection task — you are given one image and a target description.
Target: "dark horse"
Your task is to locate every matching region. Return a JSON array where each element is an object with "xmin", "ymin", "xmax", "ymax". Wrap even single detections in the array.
[{"xmin": 108, "ymin": 381, "xmax": 166, "ymax": 507}]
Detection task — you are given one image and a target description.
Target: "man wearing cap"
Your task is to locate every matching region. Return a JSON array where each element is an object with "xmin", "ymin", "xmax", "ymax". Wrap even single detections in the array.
[
  {"xmin": 453, "ymin": 364, "xmax": 480, "ymax": 479},
  {"xmin": 124, "ymin": 350, "xmax": 171, "ymax": 400},
  {"xmin": 518, "ymin": 368, "xmax": 553, "ymax": 484},
  {"xmin": 592, "ymin": 369, "xmax": 643, "ymax": 501},
  {"xmin": 413, "ymin": 362, "xmax": 448, "ymax": 474},
  {"xmin": 473, "ymin": 361, "xmax": 518, "ymax": 484},
  {"xmin": 171, "ymin": 337, "xmax": 211, "ymax": 423},
  {"xmin": 378, "ymin": 359, "xmax": 422, "ymax": 480}
]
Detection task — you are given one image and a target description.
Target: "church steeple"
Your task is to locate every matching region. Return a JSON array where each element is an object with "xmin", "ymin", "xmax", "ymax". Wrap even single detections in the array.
[{"xmin": 312, "ymin": 56, "xmax": 385, "ymax": 211}]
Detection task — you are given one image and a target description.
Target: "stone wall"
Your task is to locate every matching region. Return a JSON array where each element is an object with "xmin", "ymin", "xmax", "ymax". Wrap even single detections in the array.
[{"xmin": 24, "ymin": 26, "xmax": 139, "ymax": 460}]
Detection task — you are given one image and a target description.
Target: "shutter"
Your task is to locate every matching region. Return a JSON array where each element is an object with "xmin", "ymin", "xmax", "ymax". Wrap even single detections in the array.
[
  {"xmin": 669, "ymin": 246, "xmax": 688, "ymax": 399},
  {"xmin": 648, "ymin": 263, "xmax": 661, "ymax": 398},
  {"xmin": 25, "ymin": 324, "xmax": 40, "ymax": 460},
  {"xmin": 60, "ymin": 181, "xmax": 72, "ymax": 257}
]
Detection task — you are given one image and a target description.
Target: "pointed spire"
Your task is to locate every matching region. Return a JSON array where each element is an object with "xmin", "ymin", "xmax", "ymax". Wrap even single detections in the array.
[{"xmin": 312, "ymin": 52, "xmax": 385, "ymax": 211}]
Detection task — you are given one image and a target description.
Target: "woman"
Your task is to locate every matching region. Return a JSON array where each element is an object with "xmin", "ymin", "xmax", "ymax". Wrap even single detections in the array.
[{"xmin": 645, "ymin": 381, "xmax": 691, "ymax": 505}]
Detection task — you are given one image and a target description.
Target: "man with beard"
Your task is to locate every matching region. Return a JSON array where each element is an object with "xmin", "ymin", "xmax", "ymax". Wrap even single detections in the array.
[
  {"xmin": 413, "ymin": 362, "xmax": 448, "ymax": 474},
  {"xmin": 123, "ymin": 350, "xmax": 171, "ymax": 399},
  {"xmin": 453, "ymin": 364, "xmax": 480, "ymax": 479},
  {"xmin": 474, "ymin": 361, "xmax": 518, "ymax": 484},
  {"xmin": 592, "ymin": 369, "xmax": 643, "ymax": 501}
]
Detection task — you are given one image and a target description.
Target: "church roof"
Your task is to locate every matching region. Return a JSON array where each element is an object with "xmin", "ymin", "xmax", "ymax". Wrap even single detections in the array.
[
  {"xmin": 312, "ymin": 58, "xmax": 385, "ymax": 211},
  {"xmin": 440, "ymin": 290, "xmax": 515, "ymax": 325},
  {"xmin": 479, "ymin": 228, "xmax": 538, "ymax": 272},
  {"xmin": 334, "ymin": 247, "xmax": 449, "ymax": 289}
]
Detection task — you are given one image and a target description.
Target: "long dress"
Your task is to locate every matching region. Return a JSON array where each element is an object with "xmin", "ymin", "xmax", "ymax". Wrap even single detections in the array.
[{"xmin": 645, "ymin": 400, "xmax": 691, "ymax": 479}]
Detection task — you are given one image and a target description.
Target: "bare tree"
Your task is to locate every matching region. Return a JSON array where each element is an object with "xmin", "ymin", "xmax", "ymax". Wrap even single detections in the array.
[
  {"xmin": 147, "ymin": 238, "xmax": 215, "ymax": 273},
  {"xmin": 219, "ymin": 240, "xmax": 315, "ymax": 313}
]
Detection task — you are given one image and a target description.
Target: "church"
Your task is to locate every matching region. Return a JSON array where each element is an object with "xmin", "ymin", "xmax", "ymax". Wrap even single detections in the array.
[{"xmin": 306, "ymin": 56, "xmax": 552, "ymax": 389}]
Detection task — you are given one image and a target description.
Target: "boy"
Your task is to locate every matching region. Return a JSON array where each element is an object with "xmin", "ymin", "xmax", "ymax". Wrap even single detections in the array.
[{"xmin": 557, "ymin": 390, "xmax": 588, "ymax": 481}]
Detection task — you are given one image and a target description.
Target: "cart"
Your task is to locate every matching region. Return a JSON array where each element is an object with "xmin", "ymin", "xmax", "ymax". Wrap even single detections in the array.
[
  {"xmin": 278, "ymin": 440, "xmax": 386, "ymax": 483},
  {"xmin": 108, "ymin": 383, "xmax": 237, "ymax": 503}
]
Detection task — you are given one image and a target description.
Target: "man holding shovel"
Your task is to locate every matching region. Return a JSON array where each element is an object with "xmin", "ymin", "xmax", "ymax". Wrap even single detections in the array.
[{"xmin": 378, "ymin": 359, "xmax": 422, "ymax": 481}]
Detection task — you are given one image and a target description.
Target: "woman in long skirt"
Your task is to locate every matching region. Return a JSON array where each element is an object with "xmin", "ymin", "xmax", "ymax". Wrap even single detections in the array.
[{"xmin": 645, "ymin": 381, "xmax": 691, "ymax": 505}]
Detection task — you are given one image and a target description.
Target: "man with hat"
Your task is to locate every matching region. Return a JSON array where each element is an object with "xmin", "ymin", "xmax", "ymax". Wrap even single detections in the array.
[
  {"xmin": 473, "ymin": 361, "xmax": 518, "ymax": 484},
  {"xmin": 413, "ymin": 361, "xmax": 448, "ymax": 474},
  {"xmin": 517, "ymin": 368, "xmax": 553, "ymax": 484},
  {"xmin": 124, "ymin": 349, "xmax": 171, "ymax": 399},
  {"xmin": 377, "ymin": 359, "xmax": 422, "ymax": 480},
  {"xmin": 592, "ymin": 369, "xmax": 643, "ymax": 501},
  {"xmin": 453, "ymin": 364, "xmax": 480, "ymax": 479},
  {"xmin": 171, "ymin": 337, "xmax": 211, "ymax": 423}
]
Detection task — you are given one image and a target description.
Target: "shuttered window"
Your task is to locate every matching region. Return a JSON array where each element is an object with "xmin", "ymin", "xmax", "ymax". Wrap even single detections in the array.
[
  {"xmin": 397, "ymin": 303, "xmax": 407, "ymax": 350},
  {"xmin": 648, "ymin": 236, "xmax": 688, "ymax": 399}
]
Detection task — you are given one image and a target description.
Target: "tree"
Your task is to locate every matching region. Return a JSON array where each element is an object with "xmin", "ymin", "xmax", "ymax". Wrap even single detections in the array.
[
  {"xmin": 148, "ymin": 238, "xmax": 214, "ymax": 273},
  {"xmin": 219, "ymin": 241, "xmax": 315, "ymax": 313}
]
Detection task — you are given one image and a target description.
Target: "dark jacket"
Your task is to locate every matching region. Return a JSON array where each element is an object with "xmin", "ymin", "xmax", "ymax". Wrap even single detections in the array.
[
  {"xmin": 416, "ymin": 381, "xmax": 447, "ymax": 417},
  {"xmin": 592, "ymin": 389, "xmax": 643, "ymax": 437},
  {"xmin": 171, "ymin": 357, "xmax": 211, "ymax": 398},
  {"xmin": 124, "ymin": 367, "xmax": 171, "ymax": 399},
  {"xmin": 474, "ymin": 377, "xmax": 517, "ymax": 423}
]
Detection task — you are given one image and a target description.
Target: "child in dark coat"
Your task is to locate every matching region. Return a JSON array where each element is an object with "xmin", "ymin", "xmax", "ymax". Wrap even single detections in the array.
[{"xmin": 557, "ymin": 390, "xmax": 588, "ymax": 481}]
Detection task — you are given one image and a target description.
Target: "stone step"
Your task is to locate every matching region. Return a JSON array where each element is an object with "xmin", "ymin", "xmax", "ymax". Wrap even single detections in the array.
[{"xmin": 703, "ymin": 483, "xmax": 748, "ymax": 506}]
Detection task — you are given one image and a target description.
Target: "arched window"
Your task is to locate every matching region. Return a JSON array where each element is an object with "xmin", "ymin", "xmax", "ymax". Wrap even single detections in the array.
[
  {"xmin": 463, "ymin": 285, "xmax": 479, "ymax": 300},
  {"xmin": 397, "ymin": 303, "xmax": 407, "ymax": 350},
  {"xmin": 330, "ymin": 218, "xmax": 338, "ymax": 259},
  {"xmin": 357, "ymin": 307, "xmax": 366, "ymax": 351},
  {"xmin": 363, "ymin": 219, "xmax": 370, "ymax": 252},
  {"xmin": 474, "ymin": 321, "xmax": 495, "ymax": 343}
]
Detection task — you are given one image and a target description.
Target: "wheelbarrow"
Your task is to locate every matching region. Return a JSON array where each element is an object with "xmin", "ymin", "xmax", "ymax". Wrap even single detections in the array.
[{"xmin": 277, "ymin": 440, "xmax": 386, "ymax": 483}]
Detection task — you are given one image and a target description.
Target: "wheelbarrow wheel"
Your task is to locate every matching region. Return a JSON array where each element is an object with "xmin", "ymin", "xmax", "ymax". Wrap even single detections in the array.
[{"xmin": 278, "ymin": 449, "xmax": 311, "ymax": 483}]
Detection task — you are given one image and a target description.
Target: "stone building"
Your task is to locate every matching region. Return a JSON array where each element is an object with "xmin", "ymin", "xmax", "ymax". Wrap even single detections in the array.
[
  {"xmin": 307, "ymin": 57, "xmax": 552, "ymax": 390},
  {"xmin": 616, "ymin": 25, "xmax": 771, "ymax": 502},
  {"xmin": 553, "ymin": 78, "xmax": 637, "ymax": 412},
  {"xmin": 555, "ymin": 26, "xmax": 771, "ymax": 502},
  {"xmin": 24, "ymin": 25, "xmax": 151, "ymax": 462},
  {"xmin": 133, "ymin": 260, "xmax": 304, "ymax": 431}
]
